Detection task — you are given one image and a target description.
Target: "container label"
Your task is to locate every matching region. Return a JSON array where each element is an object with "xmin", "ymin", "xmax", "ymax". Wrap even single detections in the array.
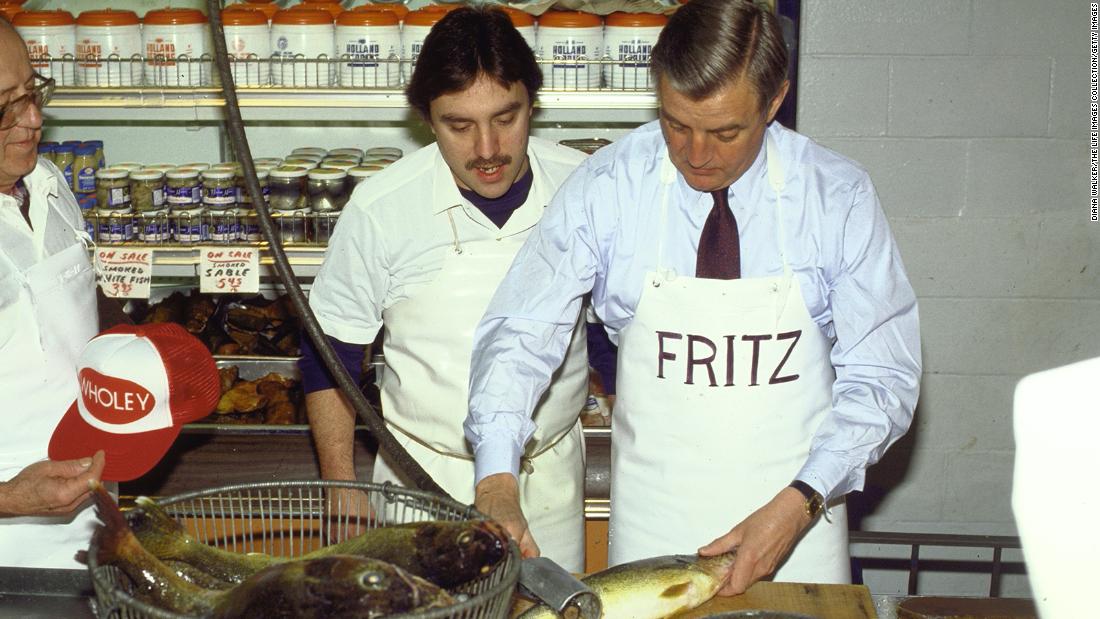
[
  {"xmin": 95, "ymin": 216, "xmax": 134, "ymax": 243},
  {"xmin": 616, "ymin": 41, "xmax": 654, "ymax": 67},
  {"xmin": 77, "ymin": 167, "xmax": 97, "ymax": 193},
  {"xmin": 95, "ymin": 249, "xmax": 152, "ymax": 299},
  {"xmin": 199, "ymin": 247, "xmax": 259, "ymax": 294},
  {"xmin": 107, "ymin": 186, "xmax": 130, "ymax": 208},
  {"xmin": 203, "ymin": 185, "xmax": 237, "ymax": 206},
  {"xmin": 167, "ymin": 184, "xmax": 202, "ymax": 206}
]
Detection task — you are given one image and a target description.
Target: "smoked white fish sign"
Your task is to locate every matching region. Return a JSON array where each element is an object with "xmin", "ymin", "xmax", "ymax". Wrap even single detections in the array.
[
  {"xmin": 199, "ymin": 247, "xmax": 259, "ymax": 294},
  {"xmin": 96, "ymin": 249, "xmax": 153, "ymax": 299}
]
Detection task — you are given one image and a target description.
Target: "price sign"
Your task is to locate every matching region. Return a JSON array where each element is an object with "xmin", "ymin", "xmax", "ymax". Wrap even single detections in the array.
[
  {"xmin": 95, "ymin": 249, "xmax": 153, "ymax": 299},
  {"xmin": 199, "ymin": 247, "xmax": 260, "ymax": 294}
]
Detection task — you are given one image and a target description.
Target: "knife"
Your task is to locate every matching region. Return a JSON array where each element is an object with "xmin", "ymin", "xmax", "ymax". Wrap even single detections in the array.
[{"xmin": 518, "ymin": 556, "xmax": 602, "ymax": 619}]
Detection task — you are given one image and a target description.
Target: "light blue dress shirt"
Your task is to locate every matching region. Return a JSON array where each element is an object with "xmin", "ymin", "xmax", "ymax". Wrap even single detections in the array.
[{"xmin": 466, "ymin": 121, "xmax": 921, "ymax": 501}]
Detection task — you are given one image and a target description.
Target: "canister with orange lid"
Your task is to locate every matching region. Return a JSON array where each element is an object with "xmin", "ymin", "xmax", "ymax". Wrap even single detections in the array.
[
  {"xmin": 298, "ymin": 0, "xmax": 344, "ymax": 21},
  {"xmin": 222, "ymin": 7, "xmax": 270, "ymax": 86},
  {"xmin": 498, "ymin": 6, "xmax": 536, "ymax": 51},
  {"xmin": 0, "ymin": 3, "xmax": 22, "ymax": 24},
  {"xmin": 270, "ymin": 8, "xmax": 335, "ymax": 87},
  {"xmin": 13, "ymin": 10, "xmax": 76, "ymax": 85},
  {"xmin": 537, "ymin": 11, "xmax": 603, "ymax": 91},
  {"xmin": 336, "ymin": 7, "xmax": 402, "ymax": 87},
  {"xmin": 404, "ymin": 5, "xmax": 456, "ymax": 76},
  {"xmin": 604, "ymin": 12, "xmax": 666, "ymax": 90},
  {"xmin": 142, "ymin": 8, "xmax": 210, "ymax": 87},
  {"xmin": 355, "ymin": 2, "xmax": 409, "ymax": 24},
  {"xmin": 241, "ymin": 0, "xmax": 279, "ymax": 22},
  {"xmin": 75, "ymin": 9, "xmax": 142, "ymax": 87}
]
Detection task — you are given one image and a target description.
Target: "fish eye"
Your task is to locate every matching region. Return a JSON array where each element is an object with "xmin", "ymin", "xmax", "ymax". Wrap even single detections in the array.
[
  {"xmin": 360, "ymin": 571, "xmax": 386, "ymax": 589},
  {"xmin": 457, "ymin": 531, "xmax": 473, "ymax": 545}
]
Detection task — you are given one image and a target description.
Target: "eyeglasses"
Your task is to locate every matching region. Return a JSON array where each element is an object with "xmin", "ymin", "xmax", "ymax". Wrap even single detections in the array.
[{"xmin": 0, "ymin": 73, "xmax": 55, "ymax": 131}]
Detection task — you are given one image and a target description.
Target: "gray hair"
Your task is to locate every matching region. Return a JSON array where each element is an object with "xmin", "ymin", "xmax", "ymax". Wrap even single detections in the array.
[{"xmin": 651, "ymin": 0, "xmax": 788, "ymax": 113}]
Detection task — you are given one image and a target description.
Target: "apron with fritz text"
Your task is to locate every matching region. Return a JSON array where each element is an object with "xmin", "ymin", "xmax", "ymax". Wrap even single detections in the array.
[{"xmin": 608, "ymin": 135, "xmax": 850, "ymax": 583}]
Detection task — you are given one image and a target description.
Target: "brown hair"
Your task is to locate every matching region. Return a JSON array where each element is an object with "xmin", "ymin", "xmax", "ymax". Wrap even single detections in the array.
[
  {"xmin": 405, "ymin": 6, "xmax": 542, "ymax": 118},
  {"xmin": 651, "ymin": 0, "xmax": 788, "ymax": 113}
]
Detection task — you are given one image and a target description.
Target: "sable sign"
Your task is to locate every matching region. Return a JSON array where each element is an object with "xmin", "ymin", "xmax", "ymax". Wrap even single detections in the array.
[
  {"xmin": 199, "ymin": 247, "xmax": 259, "ymax": 294},
  {"xmin": 96, "ymin": 249, "xmax": 153, "ymax": 299}
]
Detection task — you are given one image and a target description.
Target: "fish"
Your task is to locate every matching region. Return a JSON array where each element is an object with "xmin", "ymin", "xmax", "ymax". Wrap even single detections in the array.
[
  {"xmin": 517, "ymin": 552, "xmax": 738, "ymax": 619},
  {"xmin": 130, "ymin": 494, "xmax": 510, "ymax": 590},
  {"xmin": 92, "ymin": 484, "xmax": 457, "ymax": 618}
]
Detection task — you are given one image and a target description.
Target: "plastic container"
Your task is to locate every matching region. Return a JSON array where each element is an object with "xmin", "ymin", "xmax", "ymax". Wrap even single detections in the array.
[
  {"xmin": 73, "ymin": 144, "xmax": 100, "ymax": 195},
  {"xmin": 355, "ymin": 2, "xmax": 408, "ymax": 24},
  {"xmin": 241, "ymin": 0, "xmax": 279, "ymax": 22},
  {"xmin": 298, "ymin": 0, "xmax": 344, "ymax": 20},
  {"xmin": 84, "ymin": 139, "xmax": 106, "ymax": 169},
  {"xmin": 142, "ymin": 8, "xmax": 210, "ymax": 87},
  {"xmin": 53, "ymin": 143, "xmax": 75, "ymax": 188},
  {"xmin": 604, "ymin": 12, "xmax": 665, "ymax": 90},
  {"xmin": 75, "ymin": 9, "xmax": 142, "ymax": 87},
  {"xmin": 404, "ymin": 5, "xmax": 454, "ymax": 76},
  {"xmin": 336, "ymin": 8, "xmax": 402, "ymax": 88},
  {"xmin": 537, "ymin": 11, "xmax": 603, "ymax": 91},
  {"xmin": 499, "ymin": 6, "xmax": 536, "ymax": 51},
  {"xmin": 270, "ymin": 8, "xmax": 335, "ymax": 87},
  {"xmin": 223, "ymin": 7, "xmax": 271, "ymax": 86},
  {"xmin": 13, "ymin": 11, "xmax": 77, "ymax": 85}
]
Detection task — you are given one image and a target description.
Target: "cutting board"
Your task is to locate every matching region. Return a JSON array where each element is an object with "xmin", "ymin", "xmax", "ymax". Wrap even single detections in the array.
[
  {"xmin": 678, "ymin": 582, "xmax": 876, "ymax": 618},
  {"xmin": 512, "ymin": 582, "xmax": 876, "ymax": 618}
]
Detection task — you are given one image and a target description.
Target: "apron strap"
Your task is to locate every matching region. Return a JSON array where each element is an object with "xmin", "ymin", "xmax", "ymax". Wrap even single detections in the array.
[
  {"xmin": 764, "ymin": 131, "xmax": 793, "ymax": 277},
  {"xmin": 386, "ymin": 420, "xmax": 577, "ymax": 475},
  {"xmin": 653, "ymin": 150, "xmax": 678, "ymax": 282},
  {"xmin": 444, "ymin": 208, "xmax": 463, "ymax": 254}
]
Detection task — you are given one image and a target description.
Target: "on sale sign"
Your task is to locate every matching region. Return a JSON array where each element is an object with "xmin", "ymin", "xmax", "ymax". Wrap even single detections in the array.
[
  {"xmin": 95, "ymin": 249, "xmax": 153, "ymax": 299},
  {"xmin": 199, "ymin": 247, "xmax": 260, "ymax": 294}
]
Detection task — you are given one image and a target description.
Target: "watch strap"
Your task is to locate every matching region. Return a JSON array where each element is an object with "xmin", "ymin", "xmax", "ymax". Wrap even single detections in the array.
[{"xmin": 788, "ymin": 480, "xmax": 825, "ymax": 518}]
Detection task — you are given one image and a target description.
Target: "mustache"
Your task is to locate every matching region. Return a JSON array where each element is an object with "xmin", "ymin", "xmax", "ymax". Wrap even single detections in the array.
[{"xmin": 465, "ymin": 155, "xmax": 511, "ymax": 171}]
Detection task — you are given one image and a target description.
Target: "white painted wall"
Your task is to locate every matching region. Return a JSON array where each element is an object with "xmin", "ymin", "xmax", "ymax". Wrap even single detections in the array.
[{"xmin": 799, "ymin": 0, "xmax": 1096, "ymax": 597}]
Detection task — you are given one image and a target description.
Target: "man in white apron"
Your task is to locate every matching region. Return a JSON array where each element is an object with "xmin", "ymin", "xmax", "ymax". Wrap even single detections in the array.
[
  {"xmin": 0, "ymin": 19, "xmax": 106, "ymax": 568},
  {"xmin": 468, "ymin": 0, "xmax": 921, "ymax": 593},
  {"xmin": 303, "ymin": 7, "xmax": 591, "ymax": 571}
]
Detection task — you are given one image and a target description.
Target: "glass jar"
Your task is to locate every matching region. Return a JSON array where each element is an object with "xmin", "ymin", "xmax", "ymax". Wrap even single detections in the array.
[
  {"xmin": 53, "ymin": 144, "xmax": 75, "ymax": 188},
  {"xmin": 167, "ymin": 168, "xmax": 203, "ymax": 209},
  {"xmin": 347, "ymin": 164, "xmax": 383, "ymax": 190},
  {"xmin": 202, "ymin": 169, "xmax": 239, "ymax": 243},
  {"xmin": 73, "ymin": 144, "xmax": 99, "ymax": 195},
  {"xmin": 172, "ymin": 206, "xmax": 207, "ymax": 243},
  {"xmin": 268, "ymin": 166, "xmax": 309, "ymax": 211},
  {"xmin": 94, "ymin": 167, "xmax": 133, "ymax": 243},
  {"xmin": 308, "ymin": 167, "xmax": 348, "ymax": 243},
  {"xmin": 130, "ymin": 169, "xmax": 169, "ymax": 243},
  {"xmin": 182, "ymin": 162, "xmax": 211, "ymax": 171},
  {"xmin": 84, "ymin": 140, "xmax": 105, "ymax": 169},
  {"xmin": 237, "ymin": 168, "xmax": 270, "ymax": 242}
]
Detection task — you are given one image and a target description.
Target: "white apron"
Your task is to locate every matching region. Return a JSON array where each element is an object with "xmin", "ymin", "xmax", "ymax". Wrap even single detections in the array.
[
  {"xmin": 608, "ymin": 135, "xmax": 850, "ymax": 583},
  {"xmin": 373, "ymin": 196, "xmax": 590, "ymax": 572},
  {"xmin": 0, "ymin": 190, "xmax": 99, "ymax": 568}
]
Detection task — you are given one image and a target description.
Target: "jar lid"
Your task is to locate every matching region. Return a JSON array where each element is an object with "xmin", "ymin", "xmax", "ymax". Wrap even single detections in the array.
[
  {"xmin": 84, "ymin": 139, "xmax": 104, "ymax": 147},
  {"xmin": 0, "ymin": 5, "xmax": 22, "ymax": 22},
  {"xmin": 75, "ymin": 144, "xmax": 97, "ymax": 155},
  {"xmin": 182, "ymin": 162, "xmax": 211, "ymax": 171},
  {"xmin": 253, "ymin": 157, "xmax": 284, "ymax": 166},
  {"xmin": 361, "ymin": 156, "xmax": 396, "ymax": 165},
  {"xmin": 272, "ymin": 8, "xmax": 332, "ymax": 25},
  {"xmin": 112, "ymin": 162, "xmax": 145, "ymax": 171},
  {"xmin": 55, "ymin": 144, "xmax": 75, "ymax": 153},
  {"xmin": 283, "ymin": 157, "xmax": 319, "ymax": 168},
  {"xmin": 95, "ymin": 167, "xmax": 130, "ymax": 180},
  {"xmin": 37, "ymin": 143, "xmax": 55, "ymax": 152},
  {"xmin": 320, "ymin": 161, "xmax": 358, "ymax": 172},
  {"xmin": 13, "ymin": 10, "xmax": 76, "ymax": 27},
  {"xmin": 291, "ymin": 147, "xmax": 327, "ymax": 156},
  {"xmin": 296, "ymin": 1, "xmax": 343, "ymax": 20},
  {"xmin": 202, "ymin": 169, "xmax": 236, "ymax": 180},
  {"xmin": 348, "ymin": 165, "xmax": 384, "ymax": 177},
  {"xmin": 328, "ymin": 147, "xmax": 364, "ymax": 158},
  {"xmin": 498, "ymin": 7, "xmax": 535, "ymax": 28},
  {"xmin": 166, "ymin": 167, "xmax": 201, "ymax": 179},
  {"xmin": 211, "ymin": 162, "xmax": 242, "ymax": 173},
  {"xmin": 143, "ymin": 7, "xmax": 208, "ymax": 26},
  {"xmin": 233, "ymin": 1, "xmax": 277, "ymax": 20},
  {"xmin": 538, "ymin": 10, "xmax": 602, "ymax": 28},
  {"xmin": 129, "ymin": 169, "xmax": 165, "ymax": 181},
  {"xmin": 365, "ymin": 146, "xmax": 402, "ymax": 157},
  {"xmin": 337, "ymin": 7, "xmax": 398, "ymax": 27},
  {"xmin": 143, "ymin": 163, "xmax": 177, "ymax": 171},
  {"xmin": 404, "ymin": 5, "xmax": 455, "ymax": 27},
  {"xmin": 221, "ymin": 7, "xmax": 267, "ymax": 26},
  {"xmin": 242, "ymin": 168, "xmax": 271, "ymax": 179},
  {"xmin": 269, "ymin": 165, "xmax": 309, "ymax": 178},
  {"xmin": 606, "ymin": 12, "xmax": 667, "ymax": 28},
  {"xmin": 352, "ymin": 3, "xmax": 408, "ymax": 21},
  {"xmin": 308, "ymin": 167, "xmax": 348, "ymax": 180},
  {"xmin": 76, "ymin": 9, "xmax": 140, "ymax": 27}
]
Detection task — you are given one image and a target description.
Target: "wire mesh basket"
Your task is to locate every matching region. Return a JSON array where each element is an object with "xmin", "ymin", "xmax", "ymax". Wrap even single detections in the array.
[{"xmin": 87, "ymin": 480, "xmax": 521, "ymax": 619}]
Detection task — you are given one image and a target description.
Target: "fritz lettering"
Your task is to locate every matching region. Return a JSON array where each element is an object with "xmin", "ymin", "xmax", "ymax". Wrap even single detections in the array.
[{"xmin": 654, "ymin": 330, "xmax": 803, "ymax": 387}]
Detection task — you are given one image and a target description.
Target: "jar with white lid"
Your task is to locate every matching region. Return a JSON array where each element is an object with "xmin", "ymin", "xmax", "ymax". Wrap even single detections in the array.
[
  {"xmin": 94, "ymin": 167, "xmax": 133, "ymax": 242},
  {"xmin": 308, "ymin": 167, "xmax": 348, "ymax": 243},
  {"xmin": 130, "ymin": 169, "xmax": 170, "ymax": 243},
  {"xmin": 166, "ymin": 168, "xmax": 203, "ymax": 208},
  {"xmin": 347, "ymin": 164, "xmax": 383, "ymax": 190},
  {"xmin": 112, "ymin": 161, "xmax": 145, "ymax": 173},
  {"xmin": 537, "ymin": 11, "xmax": 604, "ymax": 91},
  {"xmin": 143, "ymin": 8, "xmax": 210, "ymax": 87},
  {"xmin": 14, "ymin": 11, "xmax": 77, "ymax": 86},
  {"xmin": 604, "ymin": 12, "xmax": 666, "ymax": 90},
  {"xmin": 336, "ymin": 8, "xmax": 402, "ymax": 88},
  {"xmin": 201, "ymin": 169, "xmax": 239, "ymax": 242},
  {"xmin": 268, "ymin": 165, "xmax": 309, "ymax": 243},
  {"xmin": 223, "ymin": 7, "xmax": 270, "ymax": 86},
  {"xmin": 270, "ymin": 9, "xmax": 335, "ymax": 87},
  {"xmin": 75, "ymin": 9, "xmax": 143, "ymax": 87},
  {"xmin": 237, "ymin": 167, "xmax": 270, "ymax": 242},
  {"xmin": 403, "ymin": 5, "xmax": 454, "ymax": 80}
]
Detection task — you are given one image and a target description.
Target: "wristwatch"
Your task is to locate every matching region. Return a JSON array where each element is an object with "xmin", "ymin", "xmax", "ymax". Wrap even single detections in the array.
[{"xmin": 788, "ymin": 480, "xmax": 825, "ymax": 519}]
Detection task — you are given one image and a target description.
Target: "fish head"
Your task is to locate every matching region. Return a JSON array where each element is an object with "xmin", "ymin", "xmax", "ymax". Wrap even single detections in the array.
[{"xmin": 412, "ymin": 520, "xmax": 509, "ymax": 588}]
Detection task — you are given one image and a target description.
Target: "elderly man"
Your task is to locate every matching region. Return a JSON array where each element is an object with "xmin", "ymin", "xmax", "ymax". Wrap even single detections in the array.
[
  {"xmin": 468, "ymin": 0, "xmax": 920, "ymax": 593},
  {"xmin": 0, "ymin": 17, "xmax": 106, "ymax": 568},
  {"xmin": 303, "ymin": 6, "xmax": 590, "ymax": 571}
]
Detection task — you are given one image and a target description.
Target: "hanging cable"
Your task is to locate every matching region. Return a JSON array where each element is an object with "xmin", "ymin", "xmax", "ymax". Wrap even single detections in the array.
[{"xmin": 205, "ymin": 0, "xmax": 447, "ymax": 497}]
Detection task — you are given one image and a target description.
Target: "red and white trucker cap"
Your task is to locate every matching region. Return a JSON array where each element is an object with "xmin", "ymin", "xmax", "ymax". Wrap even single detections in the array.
[{"xmin": 49, "ymin": 323, "xmax": 220, "ymax": 482}]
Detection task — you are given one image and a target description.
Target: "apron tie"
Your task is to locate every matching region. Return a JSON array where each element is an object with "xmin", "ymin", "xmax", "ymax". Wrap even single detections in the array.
[{"xmin": 386, "ymin": 420, "xmax": 576, "ymax": 476}]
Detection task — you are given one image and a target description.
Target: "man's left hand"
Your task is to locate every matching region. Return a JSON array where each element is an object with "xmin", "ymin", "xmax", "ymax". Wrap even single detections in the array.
[{"xmin": 698, "ymin": 486, "xmax": 814, "ymax": 596}]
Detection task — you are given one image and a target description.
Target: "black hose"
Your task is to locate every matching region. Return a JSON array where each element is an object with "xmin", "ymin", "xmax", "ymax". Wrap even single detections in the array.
[{"xmin": 205, "ymin": 0, "xmax": 448, "ymax": 498}]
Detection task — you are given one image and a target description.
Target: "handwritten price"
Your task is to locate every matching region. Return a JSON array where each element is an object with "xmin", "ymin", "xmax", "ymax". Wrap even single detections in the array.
[
  {"xmin": 110, "ymin": 281, "xmax": 134, "ymax": 296},
  {"xmin": 216, "ymin": 277, "xmax": 244, "ymax": 292}
]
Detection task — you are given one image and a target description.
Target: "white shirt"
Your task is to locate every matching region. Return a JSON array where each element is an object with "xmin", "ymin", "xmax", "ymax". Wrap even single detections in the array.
[
  {"xmin": 0, "ymin": 158, "xmax": 86, "ymax": 309},
  {"xmin": 467, "ymin": 121, "xmax": 921, "ymax": 500},
  {"xmin": 310, "ymin": 136, "xmax": 587, "ymax": 344}
]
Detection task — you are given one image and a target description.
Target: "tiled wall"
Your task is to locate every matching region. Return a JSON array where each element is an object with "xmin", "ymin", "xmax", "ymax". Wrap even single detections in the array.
[{"xmin": 799, "ymin": 0, "xmax": 1096, "ymax": 596}]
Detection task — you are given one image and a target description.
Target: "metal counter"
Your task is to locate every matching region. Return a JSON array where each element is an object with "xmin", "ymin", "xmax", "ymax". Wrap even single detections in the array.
[{"xmin": 0, "ymin": 568, "xmax": 96, "ymax": 618}]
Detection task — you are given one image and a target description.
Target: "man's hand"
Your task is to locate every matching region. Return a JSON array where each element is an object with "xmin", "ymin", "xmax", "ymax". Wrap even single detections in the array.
[
  {"xmin": 0, "ymin": 450, "xmax": 106, "ymax": 517},
  {"xmin": 698, "ymin": 486, "xmax": 814, "ymax": 596},
  {"xmin": 475, "ymin": 473, "xmax": 539, "ymax": 559}
]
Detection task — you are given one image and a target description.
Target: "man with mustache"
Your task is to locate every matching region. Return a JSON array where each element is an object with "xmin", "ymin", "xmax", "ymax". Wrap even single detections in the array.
[{"xmin": 303, "ymin": 6, "xmax": 591, "ymax": 570}]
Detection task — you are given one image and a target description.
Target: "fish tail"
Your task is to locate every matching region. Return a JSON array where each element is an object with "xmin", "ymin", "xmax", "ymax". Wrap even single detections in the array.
[{"xmin": 92, "ymin": 482, "xmax": 135, "ymax": 565}]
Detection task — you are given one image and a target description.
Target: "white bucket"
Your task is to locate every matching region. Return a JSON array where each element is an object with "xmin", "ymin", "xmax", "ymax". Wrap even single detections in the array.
[
  {"xmin": 75, "ymin": 23, "xmax": 143, "ymax": 87},
  {"xmin": 15, "ymin": 20, "xmax": 76, "ymax": 85},
  {"xmin": 270, "ymin": 16, "xmax": 336, "ymax": 87},
  {"xmin": 538, "ymin": 25, "xmax": 604, "ymax": 90},
  {"xmin": 604, "ymin": 23, "xmax": 663, "ymax": 90},
  {"xmin": 143, "ymin": 23, "xmax": 210, "ymax": 87},
  {"xmin": 223, "ymin": 13, "xmax": 271, "ymax": 86},
  {"xmin": 336, "ymin": 22, "xmax": 402, "ymax": 87}
]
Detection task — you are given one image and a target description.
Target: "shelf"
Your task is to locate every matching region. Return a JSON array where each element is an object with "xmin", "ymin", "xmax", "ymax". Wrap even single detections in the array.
[
  {"xmin": 93, "ymin": 244, "xmax": 327, "ymax": 278},
  {"xmin": 46, "ymin": 87, "xmax": 658, "ymax": 124}
]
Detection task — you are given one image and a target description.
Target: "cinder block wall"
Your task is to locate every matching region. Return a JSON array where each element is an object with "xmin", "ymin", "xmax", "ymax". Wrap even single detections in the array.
[{"xmin": 798, "ymin": 0, "xmax": 1097, "ymax": 596}]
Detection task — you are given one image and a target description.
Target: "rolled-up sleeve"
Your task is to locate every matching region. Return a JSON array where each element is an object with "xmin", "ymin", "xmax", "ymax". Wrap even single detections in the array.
[
  {"xmin": 798, "ymin": 177, "xmax": 922, "ymax": 501},
  {"xmin": 466, "ymin": 166, "xmax": 602, "ymax": 483},
  {"xmin": 309, "ymin": 204, "xmax": 389, "ymax": 346}
]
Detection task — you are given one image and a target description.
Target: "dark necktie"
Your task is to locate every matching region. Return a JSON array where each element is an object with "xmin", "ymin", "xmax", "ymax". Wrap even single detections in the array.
[
  {"xmin": 14, "ymin": 179, "xmax": 32, "ymax": 229},
  {"xmin": 695, "ymin": 187, "xmax": 741, "ymax": 279}
]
